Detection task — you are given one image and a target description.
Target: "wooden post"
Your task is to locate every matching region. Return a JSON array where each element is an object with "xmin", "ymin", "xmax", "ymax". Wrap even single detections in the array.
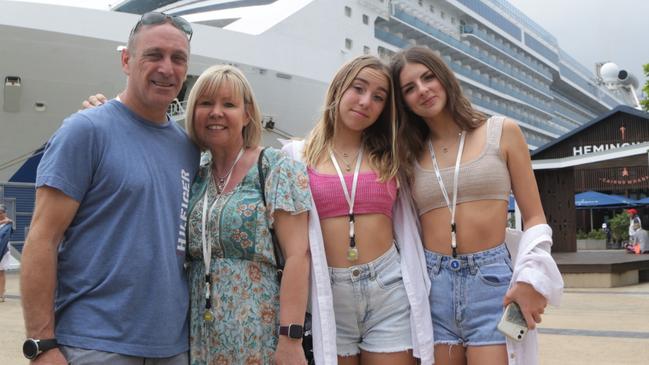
[{"xmin": 535, "ymin": 168, "xmax": 576, "ymax": 252}]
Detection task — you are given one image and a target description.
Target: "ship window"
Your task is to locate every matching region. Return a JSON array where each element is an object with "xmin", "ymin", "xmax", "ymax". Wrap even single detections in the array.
[
  {"xmin": 363, "ymin": 46, "xmax": 370, "ymax": 55},
  {"xmin": 345, "ymin": 6, "xmax": 351, "ymax": 17},
  {"xmin": 363, "ymin": 14, "xmax": 369, "ymax": 25},
  {"xmin": 345, "ymin": 38, "xmax": 353, "ymax": 50},
  {"xmin": 441, "ymin": 11, "xmax": 445, "ymax": 19},
  {"xmin": 451, "ymin": 17, "xmax": 456, "ymax": 25},
  {"xmin": 429, "ymin": 5, "xmax": 434, "ymax": 13},
  {"xmin": 418, "ymin": 0, "xmax": 423, "ymax": 6}
]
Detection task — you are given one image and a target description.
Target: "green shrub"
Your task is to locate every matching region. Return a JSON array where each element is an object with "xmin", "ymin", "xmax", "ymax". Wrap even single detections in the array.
[
  {"xmin": 608, "ymin": 212, "xmax": 630, "ymax": 243},
  {"xmin": 587, "ymin": 229, "xmax": 606, "ymax": 240},
  {"xmin": 576, "ymin": 230, "xmax": 588, "ymax": 239}
]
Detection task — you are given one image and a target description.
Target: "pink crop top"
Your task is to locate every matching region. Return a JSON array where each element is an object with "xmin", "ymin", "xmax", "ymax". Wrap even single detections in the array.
[{"xmin": 308, "ymin": 168, "xmax": 397, "ymax": 219}]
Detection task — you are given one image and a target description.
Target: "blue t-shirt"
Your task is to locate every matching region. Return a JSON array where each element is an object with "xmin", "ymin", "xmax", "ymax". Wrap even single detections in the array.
[{"xmin": 36, "ymin": 100, "xmax": 199, "ymax": 357}]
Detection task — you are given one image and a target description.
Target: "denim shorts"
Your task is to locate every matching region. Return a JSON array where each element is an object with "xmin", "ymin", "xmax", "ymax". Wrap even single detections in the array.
[
  {"xmin": 424, "ymin": 243, "xmax": 512, "ymax": 347},
  {"xmin": 329, "ymin": 244, "xmax": 412, "ymax": 356}
]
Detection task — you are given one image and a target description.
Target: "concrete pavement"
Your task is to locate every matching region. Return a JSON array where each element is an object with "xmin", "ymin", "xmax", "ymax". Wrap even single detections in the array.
[{"xmin": 2, "ymin": 271, "xmax": 648, "ymax": 364}]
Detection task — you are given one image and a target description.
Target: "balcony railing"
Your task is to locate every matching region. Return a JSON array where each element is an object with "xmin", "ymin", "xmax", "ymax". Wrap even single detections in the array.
[
  {"xmin": 460, "ymin": 24, "xmax": 553, "ymax": 79},
  {"xmin": 390, "ymin": 8, "xmax": 551, "ymax": 95}
]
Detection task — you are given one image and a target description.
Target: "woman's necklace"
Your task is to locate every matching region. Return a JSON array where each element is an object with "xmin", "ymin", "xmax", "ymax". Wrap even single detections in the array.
[
  {"xmin": 201, "ymin": 147, "xmax": 245, "ymax": 322},
  {"xmin": 438, "ymin": 131, "xmax": 463, "ymax": 154},
  {"xmin": 213, "ymin": 148, "xmax": 245, "ymax": 193},
  {"xmin": 332, "ymin": 147, "xmax": 361, "ymax": 172}
]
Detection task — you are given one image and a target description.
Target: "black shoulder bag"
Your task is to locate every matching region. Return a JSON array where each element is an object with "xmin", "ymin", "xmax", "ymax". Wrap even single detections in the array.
[{"xmin": 257, "ymin": 148, "xmax": 314, "ymax": 364}]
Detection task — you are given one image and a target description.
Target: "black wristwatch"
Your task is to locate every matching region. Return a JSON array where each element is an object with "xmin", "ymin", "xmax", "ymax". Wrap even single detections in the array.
[
  {"xmin": 22, "ymin": 338, "xmax": 58, "ymax": 360},
  {"xmin": 278, "ymin": 324, "xmax": 304, "ymax": 339}
]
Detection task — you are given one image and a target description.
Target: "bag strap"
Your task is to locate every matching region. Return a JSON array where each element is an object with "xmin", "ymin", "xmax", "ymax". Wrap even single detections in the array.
[{"xmin": 257, "ymin": 148, "xmax": 286, "ymax": 280}]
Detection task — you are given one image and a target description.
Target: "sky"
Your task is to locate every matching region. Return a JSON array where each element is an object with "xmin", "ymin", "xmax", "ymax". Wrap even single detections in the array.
[
  {"xmin": 508, "ymin": 0, "xmax": 649, "ymax": 96},
  {"xmin": 9, "ymin": 0, "xmax": 649, "ymax": 96}
]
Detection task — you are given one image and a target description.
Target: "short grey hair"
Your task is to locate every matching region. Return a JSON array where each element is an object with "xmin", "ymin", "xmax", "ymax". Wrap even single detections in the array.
[{"xmin": 0, "ymin": 204, "xmax": 6, "ymax": 213}]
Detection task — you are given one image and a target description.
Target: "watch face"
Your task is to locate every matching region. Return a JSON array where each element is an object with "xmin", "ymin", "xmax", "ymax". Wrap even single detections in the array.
[
  {"xmin": 23, "ymin": 340, "xmax": 38, "ymax": 359},
  {"xmin": 288, "ymin": 325, "xmax": 303, "ymax": 339}
]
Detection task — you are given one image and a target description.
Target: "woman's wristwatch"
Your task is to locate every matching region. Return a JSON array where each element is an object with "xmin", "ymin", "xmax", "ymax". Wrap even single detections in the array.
[{"xmin": 278, "ymin": 324, "xmax": 304, "ymax": 339}]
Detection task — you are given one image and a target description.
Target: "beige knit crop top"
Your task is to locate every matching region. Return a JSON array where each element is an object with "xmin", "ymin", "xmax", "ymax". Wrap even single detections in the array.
[{"xmin": 412, "ymin": 116, "xmax": 511, "ymax": 216}]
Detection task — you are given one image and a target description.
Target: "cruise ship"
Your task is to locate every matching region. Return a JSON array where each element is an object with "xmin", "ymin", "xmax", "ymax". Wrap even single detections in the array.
[{"xmin": 0, "ymin": 0, "xmax": 633, "ymax": 245}]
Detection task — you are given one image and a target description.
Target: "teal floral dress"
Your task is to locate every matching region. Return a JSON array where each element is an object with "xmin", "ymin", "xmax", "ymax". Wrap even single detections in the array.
[{"xmin": 186, "ymin": 148, "xmax": 311, "ymax": 364}]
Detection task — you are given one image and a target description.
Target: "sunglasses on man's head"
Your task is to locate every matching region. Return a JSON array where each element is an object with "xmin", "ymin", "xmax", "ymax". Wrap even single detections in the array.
[{"xmin": 131, "ymin": 12, "xmax": 193, "ymax": 41}]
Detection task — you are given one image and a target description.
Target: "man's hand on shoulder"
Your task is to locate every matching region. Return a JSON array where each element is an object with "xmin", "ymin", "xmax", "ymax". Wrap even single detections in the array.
[{"xmin": 80, "ymin": 93, "xmax": 108, "ymax": 110}]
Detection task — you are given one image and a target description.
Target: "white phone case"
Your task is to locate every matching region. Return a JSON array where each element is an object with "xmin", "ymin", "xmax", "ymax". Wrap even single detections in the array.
[{"xmin": 497, "ymin": 302, "xmax": 528, "ymax": 342}]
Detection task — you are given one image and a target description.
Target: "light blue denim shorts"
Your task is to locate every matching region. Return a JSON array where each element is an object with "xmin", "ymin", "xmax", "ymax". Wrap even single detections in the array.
[
  {"xmin": 329, "ymin": 244, "xmax": 412, "ymax": 356},
  {"xmin": 424, "ymin": 243, "xmax": 512, "ymax": 346}
]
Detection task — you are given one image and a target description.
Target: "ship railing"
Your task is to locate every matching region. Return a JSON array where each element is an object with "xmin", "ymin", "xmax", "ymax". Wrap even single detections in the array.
[
  {"xmin": 554, "ymin": 92, "xmax": 597, "ymax": 120},
  {"xmin": 390, "ymin": 8, "xmax": 551, "ymax": 95},
  {"xmin": 558, "ymin": 63, "xmax": 599, "ymax": 97},
  {"xmin": 470, "ymin": 97, "xmax": 563, "ymax": 137},
  {"xmin": 168, "ymin": 98, "xmax": 187, "ymax": 119},
  {"xmin": 375, "ymin": 28, "xmax": 557, "ymax": 127},
  {"xmin": 460, "ymin": 24, "xmax": 553, "ymax": 79},
  {"xmin": 449, "ymin": 62, "xmax": 553, "ymax": 116},
  {"xmin": 554, "ymin": 107, "xmax": 587, "ymax": 126}
]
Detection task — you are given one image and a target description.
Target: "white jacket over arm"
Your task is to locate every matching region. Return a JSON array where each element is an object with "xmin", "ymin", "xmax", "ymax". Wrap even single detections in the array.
[{"xmin": 505, "ymin": 224, "xmax": 564, "ymax": 365}]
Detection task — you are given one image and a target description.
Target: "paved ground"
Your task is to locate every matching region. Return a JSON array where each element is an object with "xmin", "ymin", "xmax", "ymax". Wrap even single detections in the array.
[{"xmin": 2, "ymin": 271, "xmax": 648, "ymax": 364}]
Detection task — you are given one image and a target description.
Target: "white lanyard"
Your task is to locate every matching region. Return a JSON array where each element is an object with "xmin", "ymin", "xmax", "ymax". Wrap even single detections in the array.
[
  {"xmin": 428, "ymin": 131, "xmax": 466, "ymax": 257},
  {"xmin": 329, "ymin": 145, "xmax": 363, "ymax": 261},
  {"xmin": 200, "ymin": 147, "xmax": 244, "ymax": 321}
]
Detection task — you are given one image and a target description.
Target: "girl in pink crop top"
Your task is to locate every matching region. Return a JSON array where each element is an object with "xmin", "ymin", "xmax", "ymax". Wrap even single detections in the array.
[
  {"xmin": 293, "ymin": 55, "xmax": 423, "ymax": 364},
  {"xmin": 308, "ymin": 168, "xmax": 397, "ymax": 219},
  {"xmin": 392, "ymin": 46, "xmax": 556, "ymax": 364}
]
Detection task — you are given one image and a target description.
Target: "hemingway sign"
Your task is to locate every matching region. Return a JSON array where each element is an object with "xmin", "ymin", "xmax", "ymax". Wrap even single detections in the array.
[{"xmin": 572, "ymin": 141, "xmax": 649, "ymax": 156}]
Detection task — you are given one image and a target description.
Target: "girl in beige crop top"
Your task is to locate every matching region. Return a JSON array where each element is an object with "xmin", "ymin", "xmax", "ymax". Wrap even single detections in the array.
[
  {"xmin": 411, "ymin": 116, "xmax": 512, "ymax": 215},
  {"xmin": 391, "ymin": 46, "xmax": 553, "ymax": 365}
]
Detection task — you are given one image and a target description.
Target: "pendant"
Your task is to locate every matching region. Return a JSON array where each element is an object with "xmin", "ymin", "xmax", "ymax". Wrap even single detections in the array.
[
  {"xmin": 203, "ymin": 310, "xmax": 214, "ymax": 322},
  {"xmin": 347, "ymin": 246, "xmax": 359, "ymax": 261}
]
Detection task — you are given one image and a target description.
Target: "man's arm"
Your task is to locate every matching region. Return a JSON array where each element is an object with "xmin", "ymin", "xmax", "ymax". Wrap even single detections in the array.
[{"xmin": 20, "ymin": 186, "xmax": 79, "ymax": 363}]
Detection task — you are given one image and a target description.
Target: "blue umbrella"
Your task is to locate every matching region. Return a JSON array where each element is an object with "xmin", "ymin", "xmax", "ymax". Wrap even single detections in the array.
[
  {"xmin": 635, "ymin": 197, "xmax": 649, "ymax": 205},
  {"xmin": 575, "ymin": 191, "xmax": 635, "ymax": 208},
  {"xmin": 575, "ymin": 191, "xmax": 637, "ymax": 231}
]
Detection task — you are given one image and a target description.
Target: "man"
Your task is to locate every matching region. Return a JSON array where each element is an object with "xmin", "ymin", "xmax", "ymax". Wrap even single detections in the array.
[
  {"xmin": 0, "ymin": 204, "xmax": 14, "ymax": 303},
  {"xmin": 20, "ymin": 13, "xmax": 198, "ymax": 364}
]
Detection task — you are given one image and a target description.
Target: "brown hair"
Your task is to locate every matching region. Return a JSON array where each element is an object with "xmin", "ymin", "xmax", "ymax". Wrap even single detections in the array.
[
  {"xmin": 303, "ymin": 55, "xmax": 398, "ymax": 182},
  {"xmin": 390, "ymin": 46, "xmax": 486, "ymax": 178}
]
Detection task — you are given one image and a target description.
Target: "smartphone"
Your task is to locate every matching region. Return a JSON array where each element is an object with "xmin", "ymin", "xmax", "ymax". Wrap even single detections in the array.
[{"xmin": 497, "ymin": 302, "xmax": 528, "ymax": 342}]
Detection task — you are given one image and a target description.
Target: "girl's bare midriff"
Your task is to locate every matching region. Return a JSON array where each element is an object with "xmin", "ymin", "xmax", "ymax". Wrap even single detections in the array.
[{"xmin": 420, "ymin": 199, "xmax": 508, "ymax": 255}]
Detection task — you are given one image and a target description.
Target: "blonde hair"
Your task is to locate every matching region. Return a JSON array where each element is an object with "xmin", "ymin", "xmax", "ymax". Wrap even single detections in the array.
[
  {"xmin": 390, "ymin": 46, "xmax": 487, "ymax": 179},
  {"xmin": 185, "ymin": 65, "xmax": 262, "ymax": 150},
  {"xmin": 303, "ymin": 55, "xmax": 398, "ymax": 182}
]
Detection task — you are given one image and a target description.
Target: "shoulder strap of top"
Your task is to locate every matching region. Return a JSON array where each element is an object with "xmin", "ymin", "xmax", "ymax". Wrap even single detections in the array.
[{"xmin": 487, "ymin": 116, "xmax": 506, "ymax": 148}]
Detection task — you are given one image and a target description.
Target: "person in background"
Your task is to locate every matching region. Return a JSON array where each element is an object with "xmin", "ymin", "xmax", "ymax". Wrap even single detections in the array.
[
  {"xmin": 626, "ymin": 208, "xmax": 641, "ymax": 243},
  {"xmin": 391, "ymin": 46, "xmax": 563, "ymax": 365},
  {"xmin": 0, "ymin": 204, "xmax": 14, "ymax": 303},
  {"xmin": 601, "ymin": 222, "xmax": 612, "ymax": 247},
  {"xmin": 20, "ymin": 12, "xmax": 198, "ymax": 364}
]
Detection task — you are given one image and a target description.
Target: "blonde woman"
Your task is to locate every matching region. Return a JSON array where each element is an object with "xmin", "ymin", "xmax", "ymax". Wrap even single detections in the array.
[{"xmin": 283, "ymin": 55, "xmax": 434, "ymax": 365}]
